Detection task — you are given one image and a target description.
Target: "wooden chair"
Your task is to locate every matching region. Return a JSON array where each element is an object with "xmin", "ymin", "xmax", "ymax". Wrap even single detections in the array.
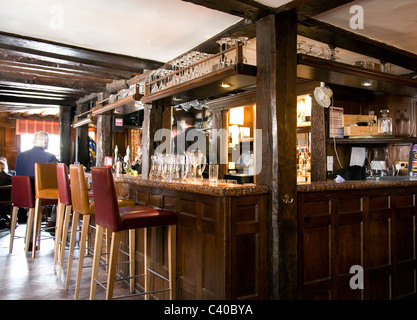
[{"xmin": 89, "ymin": 167, "xmax": 177, "ymax": 300}]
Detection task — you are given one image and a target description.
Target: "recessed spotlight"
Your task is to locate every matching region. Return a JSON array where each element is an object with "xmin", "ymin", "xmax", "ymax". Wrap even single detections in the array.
[{"xmin": 361, "ymin": 81, "xmax": 373, "ymax": 87}]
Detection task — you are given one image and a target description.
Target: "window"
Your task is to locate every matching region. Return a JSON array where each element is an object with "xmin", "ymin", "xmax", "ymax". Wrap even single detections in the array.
[{"xmin": 20, "ymin": 133, "xmax": 60, "ymax": 159}]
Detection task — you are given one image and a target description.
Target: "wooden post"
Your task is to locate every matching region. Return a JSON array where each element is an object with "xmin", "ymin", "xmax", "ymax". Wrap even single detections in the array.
[
  {"xmin": 256, "ymin": 11, "xmax": 298, "ymax": 299},
  {"xmin": 96, "ymin": 114, "xmax": 112, "ymax": 167},
  {"xmin": 75, "ymin": 102, "xmax": 89, "ymax": 167},
  {"xmin": 59, "ymin": 105, "xmax": 72, "ymax": 165}
]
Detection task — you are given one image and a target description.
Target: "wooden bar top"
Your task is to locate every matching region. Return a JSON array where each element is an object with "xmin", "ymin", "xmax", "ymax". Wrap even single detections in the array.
[
  {"xmin": 297, "ymin": 178, "xmax": 417, "ymax": 192},
  {"xmin": 114, "ymin": 174, "xmax": 270, "ymax": 197}
]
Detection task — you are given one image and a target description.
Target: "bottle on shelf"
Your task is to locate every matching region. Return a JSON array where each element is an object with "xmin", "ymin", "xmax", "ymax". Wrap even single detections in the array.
[{"xmin": 377, "ymin": 109, "xmax": 393, "ymax": 135}]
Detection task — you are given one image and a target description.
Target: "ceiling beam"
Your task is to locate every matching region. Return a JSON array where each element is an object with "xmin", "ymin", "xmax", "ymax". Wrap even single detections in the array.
[
  {"xmin": 292, "ymin": 0, "xmax": 355, "ymax": 21},
  {"xmin": 184, "ymin": 0, "xmax": 355, "ymax": 22},
  {"xmin": 0, "ymin": 31, "xmax": 164, "ymax": 74},
  {"xmin": 183, "ymin": 0, "xmax": 273, "ymax": 21},
  {"xmin": 0, "ymin": 94, "xmax": 74, "ymax": 106},
  {"xmin": 0, "ymin": 49, "xmax": 138, "ymax": 80},
  {"xmin": 298, "ymin": 18, "xmax": 417, "ymax": 72},
  {"xmin": 0, "ymin": 71, "xmax": 107, "ymax": 93}
]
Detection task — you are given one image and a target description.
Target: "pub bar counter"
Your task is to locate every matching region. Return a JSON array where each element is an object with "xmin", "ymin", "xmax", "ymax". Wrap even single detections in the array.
[{"xmin": 114, "ymin": 176, "xmax": 269, "ymax": 300}]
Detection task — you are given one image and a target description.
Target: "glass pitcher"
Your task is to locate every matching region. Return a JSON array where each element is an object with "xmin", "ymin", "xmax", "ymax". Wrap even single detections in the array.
[{"xmin": 378, "ymin": 109, "xmax": 393, "ymax": 135}]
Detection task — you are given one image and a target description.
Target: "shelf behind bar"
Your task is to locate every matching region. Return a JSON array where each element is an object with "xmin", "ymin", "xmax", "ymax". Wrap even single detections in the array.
[
  {"xmin": 141, "ymin": 63, "xmax": 257, "ymax": 105},
  {"xmin": 297, "ymin": 54, "xmax": 417, "ymax": 97},
  {"xmin": 326, "ymin": 137, "xmax": 417, "ymax": 145},
  {"xmin": 92, "ymin": 93, "xmax": 143, "ymax": 115}
]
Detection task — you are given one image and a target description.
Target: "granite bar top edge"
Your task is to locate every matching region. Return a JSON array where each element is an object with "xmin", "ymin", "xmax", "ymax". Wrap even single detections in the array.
[
  {"xmin": 114, "ymin": 175, "xmax": 270, "ymax": 197},
  {"xmin": 297, "ymin": 179, "xmax": 417, "ymax": 192}
]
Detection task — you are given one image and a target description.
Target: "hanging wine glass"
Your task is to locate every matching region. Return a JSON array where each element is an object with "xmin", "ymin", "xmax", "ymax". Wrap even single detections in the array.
[
  {"xmin": 238, "ymin": 37, "xmax": 249, "ymax": 64},
  {"xmin": 328, "ymin": 45, "xmax": 341, "ymax": 62},
  {"xmin": 297, "ymin": 40, "xmax": 307, "ymax": 54}
]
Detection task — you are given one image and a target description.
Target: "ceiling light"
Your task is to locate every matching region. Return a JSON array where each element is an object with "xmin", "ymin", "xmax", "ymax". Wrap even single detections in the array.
[
  {"xmin": 220, "ymin": 82, "xmax": 231, "ymax": 88},
  {"xmin": 361, "ymin": 81, "xmax": 373, "ymax": 87}
]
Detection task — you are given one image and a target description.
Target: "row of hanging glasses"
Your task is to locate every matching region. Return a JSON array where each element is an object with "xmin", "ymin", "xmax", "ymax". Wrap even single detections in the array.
[
  {"xmin": 146, "ymin": 37, "xmax": 250, "ymax": 95},
  {"xmin": 297, "ymin": 40, "xmax": 341, "ymax": 62},
  {"xmin": 148, "ymin": 150, "xmax": 207, "ymax": 183}
]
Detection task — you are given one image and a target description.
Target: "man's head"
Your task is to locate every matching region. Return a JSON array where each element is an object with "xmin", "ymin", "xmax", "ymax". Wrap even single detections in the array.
[
  {"xmin": 33, "ymin": 131, "xmax": 49, "ymax": 149},
  {"xmin": 179, "ymin": 112, "xmax": 196, "ymax": 129}
]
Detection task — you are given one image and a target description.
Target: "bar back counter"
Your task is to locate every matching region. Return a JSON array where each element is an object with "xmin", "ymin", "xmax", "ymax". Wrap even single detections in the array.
[
  {"xmin": 298, "ymin": 179, "xmax": 417, "ymax": 300},
  {"xmin": 114, "ymin": 176, "xmax": 269, "ymax": 300}
]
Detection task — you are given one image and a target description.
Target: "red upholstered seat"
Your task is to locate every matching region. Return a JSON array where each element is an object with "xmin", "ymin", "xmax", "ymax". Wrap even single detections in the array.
[
  {"xmin": 90, "ymin": 167, "xmax": 177, "ymax": 300},
  {"xmin": 12, "ymin": 176, "xmax": 34, "ymax": 208},
  {"xmin": 91, "ymin": 167, "xmax": 177, "ymax": 233},
  {"xmin": 55, "ymin": 163, "xmax": 72, "ymax": 273}
]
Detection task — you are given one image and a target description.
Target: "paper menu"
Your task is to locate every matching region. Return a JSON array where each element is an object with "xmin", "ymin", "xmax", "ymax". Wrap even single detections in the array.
[{"xmin": 329, "ymin": 107, "xmax": 344, "ymax": 138}]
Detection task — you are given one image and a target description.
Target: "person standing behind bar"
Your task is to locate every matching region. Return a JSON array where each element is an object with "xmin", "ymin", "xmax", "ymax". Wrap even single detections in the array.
[{"xmin": 16, "ymin": 131, "xmax": 58, "ymax": 239}]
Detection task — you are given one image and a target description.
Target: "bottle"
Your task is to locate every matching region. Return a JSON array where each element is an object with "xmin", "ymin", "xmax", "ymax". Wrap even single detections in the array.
[
  {"xmin": 408, "ymin": 144, "xmax": 417, "ymax": 179},
  {"xmin": 378, "ymin": 109, "xmax": 392, "ymax": 135}
]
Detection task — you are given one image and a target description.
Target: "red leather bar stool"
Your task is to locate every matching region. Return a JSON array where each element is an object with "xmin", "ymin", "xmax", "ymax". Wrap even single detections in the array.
[
  {"xmin": 90, "ymin": 167, "xmax": 177, "ymax": 300},
  {"xmin": 67, "ymin": 164, "xmax": 136, "ymax": 299},
  {"xmin": 9, "ymin": 175, "xmax": 56, "ymax": 253},
  {"xmin": 32, "ymin": 162, "xmax": 59, "ymax": 259},
  {"xmin": 55, "ymin": 163, "xmax": 72, "ymax": 275}
]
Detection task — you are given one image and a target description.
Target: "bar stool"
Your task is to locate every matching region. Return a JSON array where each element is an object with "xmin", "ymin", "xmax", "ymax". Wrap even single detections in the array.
[
  {"xmin": 55, "ymin": 163, "xmax": 72, "ymax": 275},
  {"xmin": 9, "ymin": 177, "xmax": 28, "ymax": 253},
  {"xmin": 0, "ymin": 184, "xmax": 12, "ymax": 229},
  {"xmin": 9, "ymin": 176, "xmax": 57, "ymax": 253},
  {"xmin": 66, "ymin": 164, "xmax": 136, "ymax": 299},
  {"xmin": 90, "ymin": 167, "xmax": 177, "ymax": 300},
  {"xmin": 32, "ymin": 162, "xmax": 59, "ymax": 259}
]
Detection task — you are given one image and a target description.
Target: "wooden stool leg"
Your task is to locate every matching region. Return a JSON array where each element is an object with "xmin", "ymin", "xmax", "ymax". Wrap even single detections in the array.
[
  {"xmin": 58, "ymin": 205, "xmax": 72, "ymax": 277},
  {"xmin": 129, "ymin": 229, "xmax": 135, "ymax": 293},
  {"xmin": 9, "ymin": 207, "xmax": 19, "ymax": 254},
  {"xmin": 74, "ymin": 214, "xmax": 90, "ymax": 300},
  {"xmin": 90, "ymin": 225, "xmax": 104, "ymax": 300},
  {"xmin": 65, "ymin": 210, "xmax": 79, "ymax": 291},
  {"xmin": 32, "ymin": 199, "xmax": 42, "ymax": 259},
  {"xmin": 105, "ymin": 228, "xmax": 111, "ymax": 273},
  {"xmin": 106, "ymin": 231, "xmax": 121, "ymax": 300},
  {"xmin": 53, "ymin": 202, "xmax": 64, "ymax": 268},
  {"xmin": 168, "ymin": 225, "xmax": 176, "ymax": 300},
  {"xmin": 25, "ymin": 208, "xmax": 34, "ymax": 252},
  {"xmin": 144, "ymin": 227, "xmax": 149, "ymax": 300}
]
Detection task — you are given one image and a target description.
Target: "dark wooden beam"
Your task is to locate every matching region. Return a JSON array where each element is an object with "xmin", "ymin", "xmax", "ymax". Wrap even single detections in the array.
[
  {"xmin": 0, "ymin": 31, "xmax": 163, "ymax": 73},
  {"xmin": 0, "ymin": 71, "xmax": 107, "ymax": 93},
  {"xmin": 183, "ymin": 0, "xmax": 273, "ymax": 21},
  {"xmin": 0, "ymin": 49, "xmax": 138, "ymax": 80},
  {"xmin": 188, "ymin": 18, "xmax": 256, "ymax": 56},
  {"xmin": 0, "ymin": 94, "xmax": 74, "ymax": 106},
  {"xmin": 298, "ymin": 18, "xmax": 417, "ymax": 72},
  {"xmin": 293, "ymin": 0, "xmax": 355, "ymax": 21},
  {"xmin": 0, "ymin": 60, "xmax": 114, "ymax": 84}
]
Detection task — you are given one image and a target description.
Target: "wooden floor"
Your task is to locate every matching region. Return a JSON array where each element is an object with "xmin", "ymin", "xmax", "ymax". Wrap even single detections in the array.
[{"xmin": 0, "ymin": 222, "xmax": 140, "ymax": 300}]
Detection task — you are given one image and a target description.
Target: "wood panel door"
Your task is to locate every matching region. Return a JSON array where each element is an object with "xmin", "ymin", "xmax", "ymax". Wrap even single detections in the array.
[{"xmin": 0, "ymin": 116, "xmax": 19, "ymax": 170}]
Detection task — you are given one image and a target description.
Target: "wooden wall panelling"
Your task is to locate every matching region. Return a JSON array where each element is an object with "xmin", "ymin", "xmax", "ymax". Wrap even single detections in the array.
[
  {"xmin": 0, "ymin": 115, "xmax": 19, "ymax": 170},
  {"xmin": 117, "ymin": 181, "xmax": 268, "ymax": 300},
  {"xmin": 298, "ymin": 187, "xmax": 417, "ymax": 300}
]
